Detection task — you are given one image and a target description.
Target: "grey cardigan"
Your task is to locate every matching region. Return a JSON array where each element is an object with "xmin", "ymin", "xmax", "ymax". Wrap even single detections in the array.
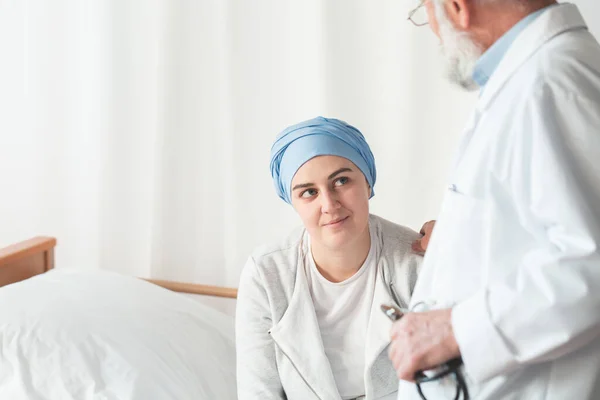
[{"xmin": 236, "ymin": 215, "xmax": 422, "ymax": 400}]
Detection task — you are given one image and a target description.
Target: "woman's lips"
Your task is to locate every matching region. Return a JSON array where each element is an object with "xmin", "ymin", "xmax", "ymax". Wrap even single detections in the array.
[{"xmin": 324, "ymin": 216, "xmax": 349, "ymax": 227}]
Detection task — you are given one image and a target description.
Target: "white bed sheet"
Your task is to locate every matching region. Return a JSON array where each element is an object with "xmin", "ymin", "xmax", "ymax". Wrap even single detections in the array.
[{"xmin": 0, "ymin": 269, "xmax": 236, "ymax": 400}]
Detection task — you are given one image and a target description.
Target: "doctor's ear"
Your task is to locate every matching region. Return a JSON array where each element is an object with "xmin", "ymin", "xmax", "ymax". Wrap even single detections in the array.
[{"xmin": 447, "ymin": 0, "xmax": 473, "ymax": 30}]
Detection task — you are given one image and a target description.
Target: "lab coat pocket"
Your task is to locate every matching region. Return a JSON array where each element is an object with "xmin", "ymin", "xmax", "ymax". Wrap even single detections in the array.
[{"xmin": 429, "ymin": 188, "xmax": 487, "ymax": 302}]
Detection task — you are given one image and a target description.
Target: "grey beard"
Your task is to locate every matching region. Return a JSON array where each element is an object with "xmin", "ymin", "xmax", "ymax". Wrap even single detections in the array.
[
  {"xmin": 441, "ymin": 43, "xmax": 481, "ymax": 91},
  {"xmin": 435, "ymin": 4, "xmax": 483, "ymax": 91}
]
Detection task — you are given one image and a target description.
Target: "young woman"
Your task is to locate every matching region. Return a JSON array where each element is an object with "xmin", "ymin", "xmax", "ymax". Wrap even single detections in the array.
[{"xmin": 236, "ymin": 117, "xmax": 422, "ymax": 400}]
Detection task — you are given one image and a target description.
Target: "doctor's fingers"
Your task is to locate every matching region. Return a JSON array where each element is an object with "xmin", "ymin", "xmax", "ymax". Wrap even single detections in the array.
[
  {"xmin": 420, "ymin": 220, "xmax": 436, "ymax": 236},
  {"xmin": 388, "ymin": 321, "xmax": 415, "ymax": 381},
  {"xmin": 411, "ymin": 240, "xmax": 426, "ymax": 255},
  {"xmin": 388, "ymin": 341, "xmax": 419, "ymax": 382},
  {"xmin": 390, "ymin": 341, "xmax": 435, "ymax": 382},
  {"xmin": 389, "ymin": 318, "xmax": 436, "ymax": 380},
  {"xmin": 419, "ymin": 220, "xmax": 436, "ymax": 249},
  {"xmin": 412, "ymin": 220, "xmax": 436, "ymax": 254}
]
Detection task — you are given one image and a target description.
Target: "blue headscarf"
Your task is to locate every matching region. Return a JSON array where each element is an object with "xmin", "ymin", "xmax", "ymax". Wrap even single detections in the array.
[{"xmin": 270, "ymin": 116, "xmax": 377, "ymax": 204}]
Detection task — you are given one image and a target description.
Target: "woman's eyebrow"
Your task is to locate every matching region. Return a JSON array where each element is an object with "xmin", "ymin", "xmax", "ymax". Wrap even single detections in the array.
[
  {"xmin": 292, "ymin": 182, "xmax": 313, "ymax": 191},
  {"xmin": 328, "ymin": 167, "xmax": 352, "ymax": 180}
]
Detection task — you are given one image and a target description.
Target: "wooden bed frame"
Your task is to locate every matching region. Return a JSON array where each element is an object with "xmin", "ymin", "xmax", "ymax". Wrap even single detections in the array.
[{"xmin": 0, "ymin": 237, "xmax": 237, "ymax": 299}]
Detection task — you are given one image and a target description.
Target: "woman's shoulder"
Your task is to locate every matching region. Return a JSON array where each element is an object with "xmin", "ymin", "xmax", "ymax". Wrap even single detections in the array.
[
  {"xmin": 251, "ymin": 226, "xmax": 303, "ymax": 257},
  {"xmin": 370, "ymin": 214, "xmax": 421, "ymax": 246},
  {"xmin": 245, "ymin": 225, "xmax": 305, "ymax": 275},
  {"xmin": 239, "ymin": 227, "xmax": 304, "ymax": 302}
]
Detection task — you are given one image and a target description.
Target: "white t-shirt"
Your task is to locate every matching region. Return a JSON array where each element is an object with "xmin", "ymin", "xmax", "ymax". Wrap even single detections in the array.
[{"xmin": 305, "ymin": 232, "xmax": 377, "ymax": 400}]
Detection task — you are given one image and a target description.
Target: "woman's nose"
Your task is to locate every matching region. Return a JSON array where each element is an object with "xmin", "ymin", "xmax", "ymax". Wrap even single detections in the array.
[{"xmin": 320, "ymin": 190, "xmax": 341, "ymax": 213}]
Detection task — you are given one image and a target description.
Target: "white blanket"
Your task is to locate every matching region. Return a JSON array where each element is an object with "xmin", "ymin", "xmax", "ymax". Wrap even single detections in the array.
[{"xmin": 0, "ymin": 269, "xmax": 236, "ymax": 400}]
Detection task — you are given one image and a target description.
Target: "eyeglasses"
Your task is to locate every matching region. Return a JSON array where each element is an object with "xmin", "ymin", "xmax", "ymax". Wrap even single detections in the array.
[{"xmin": 408, "ymin": 0, "xmax": 429, "ymax": 27}]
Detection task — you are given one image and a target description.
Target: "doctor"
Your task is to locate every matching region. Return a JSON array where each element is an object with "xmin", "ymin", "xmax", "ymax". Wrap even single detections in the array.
[{"xmin": 388, "ymin": 1, "xmax": 600, "ymax": 399}]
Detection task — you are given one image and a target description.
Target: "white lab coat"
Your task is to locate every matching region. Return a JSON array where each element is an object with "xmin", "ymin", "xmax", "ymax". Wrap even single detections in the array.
[
  {"xmin": 398, "ymin": 3, "xmax": 600, "ymax": 400},
  {"xmin": 236, "ymin": 215, "xmax": 422, "ymax": 400}
]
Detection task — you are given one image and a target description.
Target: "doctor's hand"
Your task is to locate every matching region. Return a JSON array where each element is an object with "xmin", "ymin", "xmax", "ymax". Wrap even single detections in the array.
[
  {"xmin": 388, "ymin": 308, "xmax": 460, "ymax": 382},
  {"xmin": 412, "ymin": 220, "xmax": 436, "ymax": 255}
]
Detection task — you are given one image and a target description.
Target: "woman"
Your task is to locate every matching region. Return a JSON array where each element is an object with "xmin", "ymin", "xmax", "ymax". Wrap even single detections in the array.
[{"xmin": 236, "ymin": 117, "xmax": 422, "ymax": 400}]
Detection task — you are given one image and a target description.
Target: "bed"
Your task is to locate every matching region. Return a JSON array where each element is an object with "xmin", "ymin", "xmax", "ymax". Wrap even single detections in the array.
[{"xmin": 0, "ymin": 237, "xmax": 238, "ymax": 400}]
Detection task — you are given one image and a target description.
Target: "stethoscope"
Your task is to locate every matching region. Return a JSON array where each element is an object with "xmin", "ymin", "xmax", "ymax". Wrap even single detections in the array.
[
  {"xmin": 381, "ymin": 304, "xmax": 469, "ymax": 400},
  {"xmin": 381, "ymin": 264, "xmax": 470, "ymax": 400},
  {"xmin": 299, "ymin": 228, "xmax": 469, "ymax": 400}
]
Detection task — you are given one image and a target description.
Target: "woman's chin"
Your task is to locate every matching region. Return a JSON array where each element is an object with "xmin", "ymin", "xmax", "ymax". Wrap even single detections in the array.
[{"xmin": 320, "ymin": 229, "xmax": 355, "ymax": 250}]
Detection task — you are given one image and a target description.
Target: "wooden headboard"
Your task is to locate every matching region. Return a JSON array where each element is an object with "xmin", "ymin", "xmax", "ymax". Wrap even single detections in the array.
[
  {"xmin": 0, "ymin": 237, "xmax": 237, "ymax": 299},
  {"xmin": 0, "ymin": 236, "xmax": 56, "ymax": 288}
]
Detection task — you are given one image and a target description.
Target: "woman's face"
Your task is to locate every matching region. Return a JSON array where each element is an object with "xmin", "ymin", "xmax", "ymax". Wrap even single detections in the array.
[{"xmin": 290, "ymin": 155, "xmax": 371, "ymax": 251}]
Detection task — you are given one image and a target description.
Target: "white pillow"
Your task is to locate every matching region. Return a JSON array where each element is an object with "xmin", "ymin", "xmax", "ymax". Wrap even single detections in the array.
[{"xmin": 0, "ymin": 269, "xmax": 236, "ymax": 400}]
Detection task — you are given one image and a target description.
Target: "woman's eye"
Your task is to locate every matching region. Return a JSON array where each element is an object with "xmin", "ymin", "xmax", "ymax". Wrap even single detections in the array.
[
  {"xmin": 300, "ymin": 189, "xmax": 318, "ymax": 199},
  {"xmin": 334, "ymin": 177, "xmax": 349, "ymax": 187}
]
